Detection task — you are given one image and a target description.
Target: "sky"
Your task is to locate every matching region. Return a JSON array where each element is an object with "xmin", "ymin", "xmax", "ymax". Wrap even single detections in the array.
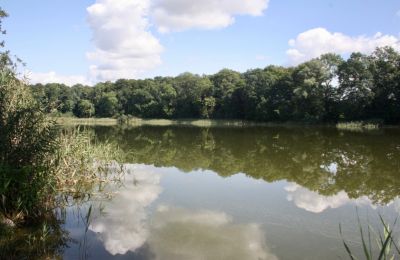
[{"xmin": 1, "ymin": 0, "xmax": 400, "ymax": 86}]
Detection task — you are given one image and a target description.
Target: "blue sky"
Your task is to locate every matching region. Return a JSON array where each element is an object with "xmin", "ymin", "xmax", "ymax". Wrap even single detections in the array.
[{"xmin": 2, "ymin": 0, "xmax": 400, "ymax": 85}]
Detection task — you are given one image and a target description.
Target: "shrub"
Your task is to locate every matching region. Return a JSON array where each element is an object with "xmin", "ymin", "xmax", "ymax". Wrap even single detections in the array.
[
  {"xmin": 0, "ymin": 69, "xmax": 124, "ymax": 223},
  {"xmin": 0, "ymin": 69, "xmax": 60, "ymax": 222}
]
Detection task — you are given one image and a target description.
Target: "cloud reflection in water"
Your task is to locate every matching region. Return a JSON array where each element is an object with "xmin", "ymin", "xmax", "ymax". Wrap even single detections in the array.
[
  {"xmin": 89, "ymin": 164, "xmax": 162, "ymax": 255},
  {"xmin": 149, "ymin": 205, "xmax": 277, "ymax": 260},
  {"xmin": 285, "ymin": 183, "xmax": 373, "ymax": 213},
  {"xmin": 89, "ymin": 164, "xmax": 277, "ymax": 259}
]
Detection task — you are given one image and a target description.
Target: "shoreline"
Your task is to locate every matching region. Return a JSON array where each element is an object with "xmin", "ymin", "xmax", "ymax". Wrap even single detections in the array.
[
  {"xmin": 53, "ymin": 117, "xmax": 334, "ymax": 127},
  {"xmin": 52, "ymin": 117, "xmax": 400, "ymax": 129}
]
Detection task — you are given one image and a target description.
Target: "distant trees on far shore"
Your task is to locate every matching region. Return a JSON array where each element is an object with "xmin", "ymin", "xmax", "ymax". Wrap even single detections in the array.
[{"xmin": 31, "ymin": 47, "xmax": 400, "ymax": 124}]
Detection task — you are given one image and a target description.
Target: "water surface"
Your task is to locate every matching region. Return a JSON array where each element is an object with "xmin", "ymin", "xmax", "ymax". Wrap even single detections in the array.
[{"xmin": 46, "ymin": 126, "xmax": 400, "ymax": 259}]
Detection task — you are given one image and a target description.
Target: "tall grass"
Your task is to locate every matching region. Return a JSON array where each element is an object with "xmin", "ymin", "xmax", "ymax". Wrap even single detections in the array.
[
  {"xmin": 0, "ymin": 69, "xmax": 60, "ymax": 223},
  {"xmin": 340, "ymin": 211, "xmax": 400, "ymax": 260},
  {"xmin": 55, "ymin": 128, "xmax": 124, "ymax": 201},
  {"xmin": 0, "ymin": 68, "xmax": 124, "ymax": 225}
]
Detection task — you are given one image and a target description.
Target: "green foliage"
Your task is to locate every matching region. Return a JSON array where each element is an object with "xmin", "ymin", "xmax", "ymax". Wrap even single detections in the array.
[
  {"xmin": 95, "ymin": 92, "xmax": 119, "ymax": 117},
  {"xmin": 55, "ymin": 128, "xmax": 124, "ymax": 199},
  {"xmin": 173, "ymin": 73, "xmax": 214, "ymax": 118},
  {"xmin": 73, "ymin": 99, "xmax": 95, "ymax": 118},
  {"xmin": 0, "ymin": 68, "xmax": 60, "ymax": 222},
  {"xmin": 340, "ymin": 211, "xmax": 400, "ymax": 260},
  {"xmin": 338, "ymin": 52, "xmax": 374, "ymax": 120},
  {"xmin": 369, "ymin": 47, "xmax": 400, "ymax": 123},
  {"xmin": 0, "ymin": 71, "xmax": 122, "ymax": 222},
  {"xmin": 31, "ymin": 48, "xmax": 400, "ymax": 124},
  {"xmin": 0, "ymin": 218, "xmax": 68, "ymax": 259},
  {"xmin": 25, "ymin": 51, "xmax": 396, "ymax": 124},
  {"xmin": 210, "ymin": 69, "xmax": 244, "ymax": 118}
]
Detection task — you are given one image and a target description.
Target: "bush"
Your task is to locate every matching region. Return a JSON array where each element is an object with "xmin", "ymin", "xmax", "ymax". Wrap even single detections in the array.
[
  {"xmin": 0, "ymin": 69, "xmax": 60, "ymax": 223},
  {"xmin": 0, "ymin": 69, "xmax": 124, "ymax": 223}
]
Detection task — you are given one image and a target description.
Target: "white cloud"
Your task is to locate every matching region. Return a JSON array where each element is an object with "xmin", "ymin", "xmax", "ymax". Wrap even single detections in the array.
[
  {"xmin": 397, "ymin": 10, "xmax": 400, "ymax": 17},
  {"xmin": 26, "ymin": 71, "xmax": 92, "ymax": 86},
  {"xmin": 85, "ymin": 0, "xmax": 268, "ymax": 81},
  {"xmin": 89, "ymin": 164, "xmax": 162, "ymax": 255},
  {"xmin": 30, "ymin": 0, "xmax": 269, "ymax": 85},
  {"xmin": 287, "ymin": 28, "xmax": 400, "ymax": 65},
  {"xmin": 86, "ymin": 0, "xmax": 164, "ymax": 82},
  {"xmin": 152, "ymin": 0, "xmax": 269, "ymax": 32}
]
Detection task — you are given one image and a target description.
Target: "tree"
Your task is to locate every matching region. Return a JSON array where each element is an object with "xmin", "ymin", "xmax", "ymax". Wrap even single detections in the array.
[
  {"xmin": 24, "ymin": 41, "xmax": 400, "ymax": 124},
  {"xmin": 0, "ymin": 8, "xmax": 16, "ymax": 69},
  {"xmin": 201, "ymin": 96, "xmax": 216, "ymax": 119},
  {"xmin": 242, "ymin": 68, "xmax": 273, "ymax": 120},
  {"xmin": 210, "ymin": 69, "xmax": 244, "ymax": 118},
  {"xmin": 292, "ymin": 59, "xmax": 329, "ymax": 121},
  {"xmin": 73, "ymin": 99, "xmax": 95, "ymax": 118},
  {"xmin": 156, "ymin": 82, "xmax": 177, "ymax": 118},
  {"xmin": 261, "ymin": 66, "xmax": 294, "ymax": 121},
  {"xmin": 290, "ymin": 54, "xmax": 343, "ymax": 122},
  {"xmin": 95, "ymin": 92, "xmax": 119, "ymax": 117},
  {"xmin": 369, "ymin": 47, "xmax": 400, "ymax": 123},
  {"xmin": 338, "ymin": 52, "xmax": 374, "ymax": 121},
  {"xmin": 318, "ymin": 53, "xmax": 344, "ymax": 121},
  {"xmin": 173, "ymin": 73, "xmax": 213, "ymax": 118},
  {"xmin": 125, "ymin": 88, "xmax": 158, "ymax": 118}
]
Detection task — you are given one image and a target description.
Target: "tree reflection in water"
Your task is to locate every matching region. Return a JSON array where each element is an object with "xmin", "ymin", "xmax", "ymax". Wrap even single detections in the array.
[{"xmin": 95, "ymin": 126, "xmax": 400, "ymax": 205}]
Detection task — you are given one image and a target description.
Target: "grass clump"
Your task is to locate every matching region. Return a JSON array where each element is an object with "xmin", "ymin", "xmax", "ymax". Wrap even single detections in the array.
[{"xmin": 55, "ymin": 128, "xmax": 124, "ymax": 201}]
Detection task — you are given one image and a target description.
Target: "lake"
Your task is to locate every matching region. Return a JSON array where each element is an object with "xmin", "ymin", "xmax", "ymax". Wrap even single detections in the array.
[{"xmin": 12, "ymin": 125, "xmax": 400, "ymax": 259}]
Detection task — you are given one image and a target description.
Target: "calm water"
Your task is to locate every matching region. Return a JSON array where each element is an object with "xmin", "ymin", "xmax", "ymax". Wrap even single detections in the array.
[{"xmin": 20, "ymin": 126, "xmax": 400, "ymax": 259}]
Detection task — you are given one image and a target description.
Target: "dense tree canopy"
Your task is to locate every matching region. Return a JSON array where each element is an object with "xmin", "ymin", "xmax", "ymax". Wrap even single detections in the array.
[{"xmin": 30, "ymin": 47, "xmax": 400, "ymax": 124}]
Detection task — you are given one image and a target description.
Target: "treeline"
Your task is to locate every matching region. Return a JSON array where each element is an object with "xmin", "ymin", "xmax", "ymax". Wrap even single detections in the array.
[{"xmin": 30, "ymin": 47, "xmax": 400, "ymax": 124}]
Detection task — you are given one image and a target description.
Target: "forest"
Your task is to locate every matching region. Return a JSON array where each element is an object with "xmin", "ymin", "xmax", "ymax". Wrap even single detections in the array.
[{"xmin": 31, "ymin": 47, "xmax": 400, "ymax": 124}]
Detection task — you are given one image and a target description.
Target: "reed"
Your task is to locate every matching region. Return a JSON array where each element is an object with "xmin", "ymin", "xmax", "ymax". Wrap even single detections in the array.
[
  {"xmin": 0, "ymin": 69, "xmax": 59, "ymax": 223},
  {"xmin": 0, "ymin": 68, "xmax": 124, "ymax": 225},
  {"xmin": 55, "ymin": 128, "xmax": 124, "ymax": 202},
  {"xmin": 340, "ymin": 211, "xmax": 399, "ymax": 260}
]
